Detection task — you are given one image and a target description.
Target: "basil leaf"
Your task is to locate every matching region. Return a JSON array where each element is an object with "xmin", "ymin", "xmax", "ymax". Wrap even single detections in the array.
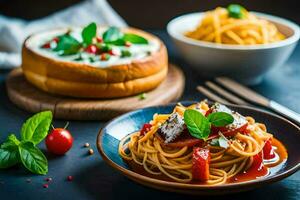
[
  {"xmin": 82, "ymin": 22, "xmax": 97, "ymax": 45},
  {"xmin": 21, "ymin": 111, "xmax": 53, "ymax": 145},
  {"xmin": 124, "ymin": 33, "xmax": 148, "ymax": 44},
  {"xmin": 18, "ymin": 142, "xmax": 48, "ymax": 175},
  {"xmin": 1, "ymin": 134, "xmax": 20, "ymax": 150},
  {"xmin": 207, "ymin": 112, "xmax": 234, "ymax": 127},
  {"xmin": 0, "ymin": 148, "xmax": 19, "ymax": 169},
  {"xmin": 0, "ymin": 134, "xmax": 20, "ymax": 169},
  {"xmin": 54, "ymin": 35, "xmax": 81, "ymax": 55},
  {"xmin": 184, "ymin": 109, "xmax": 210, "ymax": 140},
  {"xmin": 102, "ymin": 27, "xmax": 125, "ymax": 45},
  {"xmin": 227, "ymin": 4, "xmax": 245, "ymax": 19}
]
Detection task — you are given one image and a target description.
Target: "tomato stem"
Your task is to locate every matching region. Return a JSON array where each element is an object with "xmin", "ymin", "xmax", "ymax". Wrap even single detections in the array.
[{"xmin": 64, "ymin": 122, "xmax": 70, "ymax": 130}]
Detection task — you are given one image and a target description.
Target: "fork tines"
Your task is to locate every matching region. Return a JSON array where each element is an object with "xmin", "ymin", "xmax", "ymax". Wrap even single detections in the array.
[{"xmin": 197, "ymin": 78, "xmax": 253, "ymax": 106}]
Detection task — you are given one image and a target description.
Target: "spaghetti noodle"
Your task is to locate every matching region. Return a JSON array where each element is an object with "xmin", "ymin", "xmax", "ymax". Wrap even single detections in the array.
[
  {"xmin": 185, "ymin": 5, "xmax": 285, "ymax": 45},
  {"xmin": 119, "ymin": 101, "xmax": 287, "ymax": 185}
]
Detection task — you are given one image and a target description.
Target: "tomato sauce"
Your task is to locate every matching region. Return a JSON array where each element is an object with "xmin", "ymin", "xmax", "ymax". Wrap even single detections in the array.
[{"xmin": 230, "ymin": 138, "xmax": 287, "ymax": 183}]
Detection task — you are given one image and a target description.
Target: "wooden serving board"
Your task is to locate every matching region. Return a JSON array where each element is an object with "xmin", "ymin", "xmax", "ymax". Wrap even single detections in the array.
[{"xmin": 6, "ymin": 64, "xmax": 185, "ymax": 120}]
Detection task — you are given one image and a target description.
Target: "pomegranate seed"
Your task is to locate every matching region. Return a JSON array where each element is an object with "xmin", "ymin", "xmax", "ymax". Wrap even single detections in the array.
[
  {"xmin": 85, "ymin": 45, "xmax": 98, "ymax": 54},
  {"xmin": 108, "ymin": 49, "xmax": 119, "ymax": 56},
  {"xmin": 67, "ymin": 176, "xmax": 73, "ymax": 181},
  {"xmin": 125, "ymin": 41, "xmax": 132, "ymax": 47},
  {"xmin": 42, "ymin": 43, "xmax": 51, "ymax": 49},
  {"xmin": 100, "ymin": 53, "xmax": 110, "ymax": 61},
  {"xmin": 43, "ymin": 184, "xmax": 49, "ymax": 188},
  {"xmin": 45, "ymin": 177, "xmax": 52, "ymax": 182},
  {"xmin": 96, "ymin": 37, "xmax": 103, "ymax": 43},
  {"xmin": 53, "ymin": 37, "xmax": 59, "ymax": 43}
]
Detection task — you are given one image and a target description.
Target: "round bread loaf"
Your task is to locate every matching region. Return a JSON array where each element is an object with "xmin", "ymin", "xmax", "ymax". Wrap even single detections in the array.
[{"xmin": 21, "ymin": 27, "xmax": 168, "ymax": 98}]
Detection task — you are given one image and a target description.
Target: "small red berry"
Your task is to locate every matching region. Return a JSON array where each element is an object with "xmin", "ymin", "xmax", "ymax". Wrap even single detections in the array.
[
  {"xmin": 53, "ymin": 37, "xmax": 59, "ymax": 43},
  {"xmin": 42, "ymin": 43, "xmax": 51, "ymax": 49},
  {"xmin": 67, "ymin": 176, "xmax": 73, "ymax": 181},
  {"xmin": 45, "ymin": 177, "xmax": 52, "ymax": 182},
  {"xmin": 96, "ymin": 36, "xmax": 103, "ymax": 43},
  {"xmin": 108, "ymin": 49, "xmax": 119, "ymax": 56},
  {"xmin": 43, "ymin": 184, "xmax": 49, "ymax": 188},
  {"xmin": 85, "ymin": 45, "xmax": 98, "ymax": 54}
]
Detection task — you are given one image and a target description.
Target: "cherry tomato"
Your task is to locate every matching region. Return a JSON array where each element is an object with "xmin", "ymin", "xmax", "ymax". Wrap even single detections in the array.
[
  {"xmin": 85, "ymin": 45, "xmax": 98, "ymax": 54},
  {"xmin": 45, "ymin": 128, "xmax": 73, "ymax": 155},
  {"xmin": 192, "ymin": 147, "xmax": 210, "ymax": 181},
  {"xmin": 263, "ymin": 138, "xmax": 275, "ymax": 160},
  {"xmin": 140, "ymin": 123, "xmax": 152, "ymax": 135}
]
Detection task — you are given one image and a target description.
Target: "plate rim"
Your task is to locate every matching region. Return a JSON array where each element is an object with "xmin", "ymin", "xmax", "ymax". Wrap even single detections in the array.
[{"xmin": 96, "ymin": 101, "xmax": 300, "ymax": 190}]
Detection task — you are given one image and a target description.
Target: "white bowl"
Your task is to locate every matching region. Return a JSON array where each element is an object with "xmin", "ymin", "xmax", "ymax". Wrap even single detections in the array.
[{"xmin": 167, "ymin": 12, "xmax": 300, "ymax": 85}]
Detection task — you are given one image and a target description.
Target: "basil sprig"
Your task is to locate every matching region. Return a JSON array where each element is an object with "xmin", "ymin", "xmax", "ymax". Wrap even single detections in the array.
[
  {"xmin": 102, "ymin": 27, "xmax": 148, "ymax": 45},
  {"xmin": 0, "ymin": 111, "xmax": 52, "ymax": 175},
  {"xmin": 227, "ymin": 4, "xmax": 246, "ymax": 19},
  {"xmin": 82, "ymin": 22, "xmax": 97, "ymax": 45},
  {"xmin": 184, "ymin": 110, "xmax": 234, "ymax": 140}
]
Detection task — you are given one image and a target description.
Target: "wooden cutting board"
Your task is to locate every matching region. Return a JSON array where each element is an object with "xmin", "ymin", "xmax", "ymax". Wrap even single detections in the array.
[{"xmin": 6, "ymin": 64, "xmax": 185, "ymax": 120}]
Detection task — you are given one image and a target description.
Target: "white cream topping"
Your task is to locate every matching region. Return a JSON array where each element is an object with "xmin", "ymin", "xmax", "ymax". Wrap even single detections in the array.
[{"xmin": 26, "ymin": 27, "xmax": 160, "ymax": 68}]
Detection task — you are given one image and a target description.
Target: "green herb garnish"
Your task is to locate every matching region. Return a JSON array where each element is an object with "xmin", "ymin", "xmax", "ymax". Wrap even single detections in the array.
[
  {"xmin": 102, "ymin": 27, "xmax": 125, "ymax": 45},
  {"xmin": 121, "ymin": 50, "xmax": 132, "ymax": 57},
  {"xmin": 138, "ymin": 93, "xmax": 147, "ymax": 100},
  {"xmin": 82, "ymin": 22, "xmax": 97, "ymax": 45},
  {"xmin": 183, "ymin": 110, "xmax": 234, "ymax": 140},
  {"xmin": 184, "ymin": 110, "xmax": 211, "ymax": 139},
  {"xmin": 123, "ymin": 33, "xmax": 148, "ymax": 44},
  {"xmin": 102, "ymin": 26, "xmax": 148, "ymax": 45},
  {"xmin": 0, "ymin": 111, "xmax": 52, "ymax": 175},
  {"xmin": 207, "ymin": 112, "xmax": 234, "ymax": 127},
  {"xmin": 227, "ymin": 4, "xmax": 246, "ymax": 19},
  {"xmin": 97, "ymin": 43, "xmax": 112, "ymax": 52},
  {"xmin": 54, "ymin": 35, "xmax": 81, "ymax": 55}
]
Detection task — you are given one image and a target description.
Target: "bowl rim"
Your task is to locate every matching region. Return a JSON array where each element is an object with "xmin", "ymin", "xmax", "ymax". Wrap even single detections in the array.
[
  {"xmin": 167, "ymin": 11, "xmax": 300, "ymax": 50},
  {"xmin": 97, "ymin": 102, "xmax": 300, "ymax": 190}
]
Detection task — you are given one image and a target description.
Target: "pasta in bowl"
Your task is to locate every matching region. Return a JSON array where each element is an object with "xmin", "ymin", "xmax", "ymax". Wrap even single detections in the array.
[
  {"xmin": 185, "ymin": 5, "xmax": 285, "ymax": 45},
  {"xmin": 167, "ymin": 5, "xmax": 300, "ymax": 85}
]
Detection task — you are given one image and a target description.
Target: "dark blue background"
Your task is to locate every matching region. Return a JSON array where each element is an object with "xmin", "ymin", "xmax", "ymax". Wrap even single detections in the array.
[{"xmin": 0, "ymin": 31, "xmax": 300, "ymax": 200}]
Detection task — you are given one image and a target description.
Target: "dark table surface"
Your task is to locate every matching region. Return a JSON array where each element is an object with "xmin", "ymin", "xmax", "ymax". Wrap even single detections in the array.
[{"xmin": 0, "ymin": 30, "xmax": 300, "ymax": 200}]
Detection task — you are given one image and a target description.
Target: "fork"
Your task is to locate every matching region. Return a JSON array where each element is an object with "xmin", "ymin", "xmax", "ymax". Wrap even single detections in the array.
[{"xmin": 196, "ymin": 77, "xmax": 300, "ymax": 125}]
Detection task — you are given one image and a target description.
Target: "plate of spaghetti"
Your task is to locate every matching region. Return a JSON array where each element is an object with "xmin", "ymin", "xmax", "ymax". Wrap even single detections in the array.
[
  {"xmin": 167, "ymin": 4, "xmax": 300, "ymax": 85},
  {"xmin": 97, "ymin": 101, "xmax": 300, "ymax": 195}
]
